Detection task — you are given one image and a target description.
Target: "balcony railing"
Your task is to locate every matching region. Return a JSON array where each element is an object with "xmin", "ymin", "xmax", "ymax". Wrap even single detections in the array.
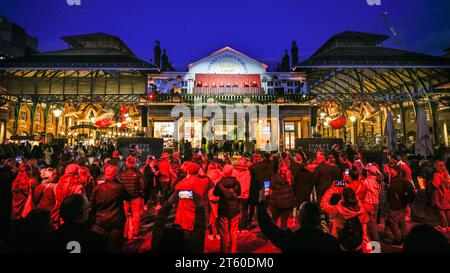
[
  {"xmin": 193, "ymin": 87, "xmax": 263, "ymax": 95},
  {"xmin": 150, "ymin": 93, "xmax": 314, "ymax": 104}
]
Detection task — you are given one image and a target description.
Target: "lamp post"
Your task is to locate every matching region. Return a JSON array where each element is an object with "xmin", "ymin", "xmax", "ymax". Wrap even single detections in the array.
[
  {"xmin": 349, "ymin": 115, "xmax": 357, "ymax": 144},
  {"xmin": 53, "ymin": 108, "xmax": 63, "ymax": 138}
]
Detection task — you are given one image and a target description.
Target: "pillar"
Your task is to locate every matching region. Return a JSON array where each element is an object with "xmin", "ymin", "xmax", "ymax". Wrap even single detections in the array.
[
  {"xmin": 399, "ymin": 103, "xmax": 407, "ymax": 143},
  {"xmin": 443, "ymin": 122, "xmax": 448, "ymax": 147},
  {"xmin": 430, "ymin": 101, "xmax": 439, "ymax": 145}
]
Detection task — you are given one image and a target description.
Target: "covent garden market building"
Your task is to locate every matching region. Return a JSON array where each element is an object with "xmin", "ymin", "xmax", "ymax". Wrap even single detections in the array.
[{"xmin": 0, "ymin": 31, "xmax": 449, "ymax": 152}]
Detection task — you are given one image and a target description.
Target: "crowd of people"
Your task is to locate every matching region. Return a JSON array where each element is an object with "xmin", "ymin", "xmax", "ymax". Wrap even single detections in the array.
[{"xmin": 0, "ymin": 140, "xmax": 449, "ymax": 253}]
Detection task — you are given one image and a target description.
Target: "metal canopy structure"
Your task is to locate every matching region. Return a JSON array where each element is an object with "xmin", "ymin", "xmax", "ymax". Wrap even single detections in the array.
[{"xmin": 295, "ymin": 31, "xmax": 450, "ymax": 108}]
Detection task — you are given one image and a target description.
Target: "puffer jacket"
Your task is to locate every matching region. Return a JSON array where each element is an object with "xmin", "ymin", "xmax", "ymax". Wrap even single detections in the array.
[
  {"xmin": 270, "ymin": 173, "xmax": 296, "ymax": 209},
  {"xmin": 363, "ymin": 175, "xmax": 381, "ymax": 212},
  {"xmin": 213, "ymin": 176, "xmax": 241, "ymax": 218},
  {"xmin": 117, "ymin": 167, "xmax": 145, "ymax": 199},
  {"xmin": 320, "ymin": 188, "xmax": 370, "ymax": 250},
  {"xmin": 232, "ymin": 166, "xmax": 251, "ymax": 199}
]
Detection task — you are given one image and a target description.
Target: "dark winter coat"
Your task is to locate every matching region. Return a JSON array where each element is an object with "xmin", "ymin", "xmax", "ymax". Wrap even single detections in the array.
[
  {"xmin": 270, "ymin": 173, "xmax": 296, "ymax": 209},
  {"xmin": 249, "ymin": 159, "xmax": 274, "ymax": 205},
  {"xmin": 294, "ymin": 166, "xmax": 314, "ymax": 206},
  {"xmin": 117, "ymin": 167, "xmax": 145, "ymax": 199},
  {"xmin": 213, "ymin": 176, "xmax": 241, "ymax": 218},
  {"xmin": 90, "ymin": 179, "xmax": 130, "ymax": 232}
]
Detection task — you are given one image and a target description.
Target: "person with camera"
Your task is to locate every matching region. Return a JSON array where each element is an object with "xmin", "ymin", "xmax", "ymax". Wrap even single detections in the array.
[
  {"xmin": 174, "ymin": 162, "xmax": 214, "ymax": 252},
  {"xmin": 320, "ymin": 180, "xmax": 370, "ymax": 252}
]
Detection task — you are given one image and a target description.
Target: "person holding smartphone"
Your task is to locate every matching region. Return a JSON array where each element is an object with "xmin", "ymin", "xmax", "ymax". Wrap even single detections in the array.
[{"xmin": 320, "ymin": 182, "xmax": 370, "ymax": 252}]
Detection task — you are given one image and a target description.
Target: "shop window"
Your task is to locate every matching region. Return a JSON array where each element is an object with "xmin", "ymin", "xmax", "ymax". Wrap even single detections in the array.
[
  {"xmin": 154, "ymin": 122, "xmax": 175, "ymax": 148},
  {"xmin": 20, "ymin": 111, "xmax": 27, "ymax": 121},
  {"xmin": 253, "ymin": 120, "xmax": 272, "ymax": 150},
  {"xmin": 35, "ymin": 112, "xmax": 41, "ymax": 123}
]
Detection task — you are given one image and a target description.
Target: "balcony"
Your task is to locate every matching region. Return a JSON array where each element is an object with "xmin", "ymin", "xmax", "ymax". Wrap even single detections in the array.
[{"xmin": 150, "ymin": 93, "xmax": 315, "ymax": 105}]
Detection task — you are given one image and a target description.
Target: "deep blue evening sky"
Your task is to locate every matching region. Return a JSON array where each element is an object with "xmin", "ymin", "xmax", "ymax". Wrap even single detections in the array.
[{"xmin": 0, "ymin": 0, "xmax": 449, "ymax": 70}]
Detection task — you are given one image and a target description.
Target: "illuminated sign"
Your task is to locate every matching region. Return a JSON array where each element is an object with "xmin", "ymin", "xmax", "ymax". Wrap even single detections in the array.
[{"xmin": 207, "ymin": 53, "xmax": 248, "ymax": 74}]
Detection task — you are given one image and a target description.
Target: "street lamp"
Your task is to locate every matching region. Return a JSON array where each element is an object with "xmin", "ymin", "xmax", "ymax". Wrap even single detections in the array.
[
  {"xmin": 349, "ymin": 115, "xmax": 358, "ymax": 144},
  {"xmin": 53, "ymin": 108, "xmax": 62, "ymax": 138}
]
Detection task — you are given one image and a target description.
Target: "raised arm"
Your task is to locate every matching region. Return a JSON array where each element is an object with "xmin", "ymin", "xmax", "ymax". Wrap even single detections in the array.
[{"xmin": 320, "ymin": 188, "xmax": 338, "ymax": 216}]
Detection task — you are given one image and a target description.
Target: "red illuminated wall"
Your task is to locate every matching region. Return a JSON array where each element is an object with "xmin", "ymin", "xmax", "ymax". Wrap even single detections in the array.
[{"xmin": 195, "ymin": 74, "xmax": 261, "ymax": 87}]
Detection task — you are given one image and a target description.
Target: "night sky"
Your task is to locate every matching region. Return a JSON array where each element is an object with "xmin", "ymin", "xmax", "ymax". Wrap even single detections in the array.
[{"xmin": 0, "ymin": 0, "xmax": 449, "ymax": 70}]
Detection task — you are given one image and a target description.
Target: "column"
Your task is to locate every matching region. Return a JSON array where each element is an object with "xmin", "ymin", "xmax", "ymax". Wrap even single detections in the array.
[
  {"xmin": 430, "ymin": 101, "xmax": 439, "ymax": 145},
  {"xmin": 400, "ymin": 103, "xmax": 407, "ymax": 143},
  {"xmin": 0, "ymin": 121, "xmax": 5, "ymax": 144},
  {"xmin": 443, "ymin": 122, "xmax": 448, "ymax": 147}
]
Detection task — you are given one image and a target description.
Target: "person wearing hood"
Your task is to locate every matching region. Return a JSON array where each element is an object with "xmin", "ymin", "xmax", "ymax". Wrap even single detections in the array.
[
  {"xmin": 11, "ymin": 163, "xmax": 39, "ymax": 221},
  {"xmin": 320, "ymin": 186, "xmax": 370, "ymax": 252},
  {"xmin": 232, "ymin": 157, "xmax": 251, "ymax": 232},
  {"xmin": 213, "ymin": 164, "xmax": 241, "ymax": 253},
  {"xmin": 53, "ymin": 163, "xmax": 85, "ymax": 227},
  {"xmin": 33, "ymin": 168, "xmax": 58, "ymax": 212}
]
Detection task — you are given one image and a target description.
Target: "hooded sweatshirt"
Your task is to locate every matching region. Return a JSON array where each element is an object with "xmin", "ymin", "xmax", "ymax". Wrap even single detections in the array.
[
  {"xmin": 320, "ymin": 188, "xmax": 370, "ymax": 251},
  {"xmin": 232, "ymin": 165, "xmax": 251, "ymax": 199},
  {"xmin": 213, "ymin": 176, "xmax": 241, "ymax": 218}
]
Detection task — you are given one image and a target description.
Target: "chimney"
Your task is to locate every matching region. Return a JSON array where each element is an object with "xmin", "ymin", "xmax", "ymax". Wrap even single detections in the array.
[
  {"xmin": 291, "ymin": 41, "xmax": 299, "ymax": 68},
  {"xmin": 161, "ymin": 49, "xmax": 168, "ymax": 71},
  {"xmin": 281, "ymin": 50, "xmax": 290, "ymax": 72},
  {"xmin": 154, "ymin": 40, "xmax": 161, "ymax": 68}
]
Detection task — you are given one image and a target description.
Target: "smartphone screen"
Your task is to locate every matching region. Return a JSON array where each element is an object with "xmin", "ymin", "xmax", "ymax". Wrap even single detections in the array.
[
  {"xmin": 264, "ymin": 180, "xmax": 270, "ymax": 190},
  {"xmin": 345, "ymin": 168, "xmax": 350, "ymax": 175},
  {"xmin": 334, "ymin": 180, "xmax": 346, "ymax": 188},
  {"xmin": 178, "ymin": 190, "xmax": 193, "ymax": 199}
]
